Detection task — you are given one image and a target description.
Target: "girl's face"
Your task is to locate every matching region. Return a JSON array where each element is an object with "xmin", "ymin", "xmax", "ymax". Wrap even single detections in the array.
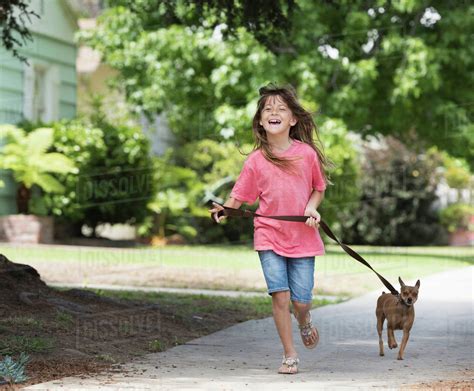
[{"xmin": 259, "ymin": 95, "xmax": 297, "ymax": 137}]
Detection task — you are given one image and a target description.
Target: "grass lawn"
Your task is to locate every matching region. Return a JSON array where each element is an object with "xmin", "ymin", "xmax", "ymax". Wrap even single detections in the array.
[
  {"xmin": 1, "ymin": 243, "xmax": 471, "ymax": 269},
  {"xmin": 0, "ymin": 243, "xmax": 471, "ymax": 296},
  {"xmin": 91, "ymin": 289, "xmax": 341, "ymax": 322}
]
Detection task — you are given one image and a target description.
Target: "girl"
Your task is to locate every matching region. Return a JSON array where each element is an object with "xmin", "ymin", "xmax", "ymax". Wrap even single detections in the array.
[{"xmin": 208, "ymin": 83, "xmax": 331, "ymax": 374}]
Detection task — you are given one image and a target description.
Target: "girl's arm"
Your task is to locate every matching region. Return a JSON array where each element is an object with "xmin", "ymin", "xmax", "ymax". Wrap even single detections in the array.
[
  {"xmin": 305, "ymin": 189, "xmax": 324, "ymax": 210},
  {"xmin": 208, "ymin": 197, "xmax": 243, "ymax": 223},
  {"xmin": 304, "ymin": 190, "xmax": 325, "ymax": 228}
]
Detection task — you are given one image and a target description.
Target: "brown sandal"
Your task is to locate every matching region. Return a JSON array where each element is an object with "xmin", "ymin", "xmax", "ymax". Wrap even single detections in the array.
[{"xmin": 295, "ymin": 312, "xmax": 319, "ymax": 349}]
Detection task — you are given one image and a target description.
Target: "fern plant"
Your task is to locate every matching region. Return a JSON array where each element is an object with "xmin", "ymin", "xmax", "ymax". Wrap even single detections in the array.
[
  {"xmin": 0, "ymin": 125, "xmax": 77, "ymax": 214},
  {"xmin": 0, "ymin": 352, "xmax": 29, "ymax": 385}
]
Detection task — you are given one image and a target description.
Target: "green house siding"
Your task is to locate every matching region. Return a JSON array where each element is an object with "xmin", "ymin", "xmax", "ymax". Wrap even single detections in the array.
[
  {"xmin": 0, "ymin": 35, "xmax": 77, "ymax": 123},
  {"xmin": 0, "ymin": 170, "xmax": 17, "ymax": 215},
  {"xmin": 0, "ymin": 0, "xmax": 77, "ymax": 215},
  {"xmin": 0, "ymin": 91, "xmax": 23, "ymax": 124}
]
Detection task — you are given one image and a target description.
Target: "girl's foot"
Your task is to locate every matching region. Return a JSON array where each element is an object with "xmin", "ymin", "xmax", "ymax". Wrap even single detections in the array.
[
  {"xmin": 278, "ymin": 356, "xmax": 299, "ymax": 374},
  {"xmin": 294, "ymin": 311, "xmax": 319, "ymax": 349}
]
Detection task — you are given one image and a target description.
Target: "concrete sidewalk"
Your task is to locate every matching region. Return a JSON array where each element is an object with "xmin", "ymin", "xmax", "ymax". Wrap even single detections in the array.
[{"xmin": 26, "ymin": 266, "xmax": 473, "ymax": 390}]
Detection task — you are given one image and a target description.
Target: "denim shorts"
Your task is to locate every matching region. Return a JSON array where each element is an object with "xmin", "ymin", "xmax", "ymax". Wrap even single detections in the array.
[{"xmin": 258, "ymin": 249, "xmax": 315, "ymax": 304}]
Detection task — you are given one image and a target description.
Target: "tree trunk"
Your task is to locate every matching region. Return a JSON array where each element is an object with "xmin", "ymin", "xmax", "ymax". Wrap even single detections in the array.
[
  {"xmin": 158, "ymin": 213, "xmax": 166, "ymax": 237},
  {"xmin": 16, "ymin": 183, "xmax": 31, "ymax": 214}
]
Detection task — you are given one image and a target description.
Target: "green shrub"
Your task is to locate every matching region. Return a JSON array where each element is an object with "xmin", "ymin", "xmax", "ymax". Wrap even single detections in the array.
[
  {"xmin": 174, "ymin": 139, "xmax": 254, "ymax": 244},
  {"xmin": 139, "ymin": 154, "xmax": 202, "ymax": 239},
  {"xmin": 440, "ymin": 203, "xmax": 474, "ymax": 233},
  {"xmin": 439, "ymin": 150, "xmax": 472, "ymax": 190},
  {"xmin": 316, "ymin": 118, "xmax": 361, "ymax": 238},
  {"xmin": 340, "ymin": 135, "xmax": 449, "ymax": 246},
  {"xmin": 0, "ymin": 125, "xmax": 76, "ymax": 214},
  {"xmin": 18, "ymin": 113, "xmax": 156, "ymax": 236},
  {"xmin": 22, "ymin": 119, "xmax": 105, "ymax": 226}
]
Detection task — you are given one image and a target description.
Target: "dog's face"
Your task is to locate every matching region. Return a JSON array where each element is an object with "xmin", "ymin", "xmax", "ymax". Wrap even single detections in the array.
[{"xmin": 398, "ymin": 277, "xmax": 420, "ymax": 306}]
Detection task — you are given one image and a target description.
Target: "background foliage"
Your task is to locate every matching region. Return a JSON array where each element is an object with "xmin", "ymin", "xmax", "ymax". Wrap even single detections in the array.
[
  {"xmin": 3, "ymin": 0, "xmax": 470, "ymax": 245},
  {"xmin": 339, "ymin": 135, "xmax": 449, "ymax": 245},
  {"xmin": 75, "ymin": 0, "xmax": 473, "ymax": 244},
  {"xmin": 18, "ymin": 102, "xmax": 155, "ymax": 236},
  {"xmin": 80, "ymin": 0, "xmax": 473, "ymax": 168}
]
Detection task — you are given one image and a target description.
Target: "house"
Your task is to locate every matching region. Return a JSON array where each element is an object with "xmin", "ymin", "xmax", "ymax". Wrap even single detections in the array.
[{"xmin": 0, "ymin": 0, "xmax": 78, "ymax": 215}]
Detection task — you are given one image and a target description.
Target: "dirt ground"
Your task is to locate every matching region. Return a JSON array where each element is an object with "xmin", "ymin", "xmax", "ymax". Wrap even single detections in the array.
[
  {"xmin": 402, "ymin": 378, "xmax": 474, "ymax": 390},
  {"xmin": 0, "ymin": 255, "xmax": 273, "ymax": 389}
]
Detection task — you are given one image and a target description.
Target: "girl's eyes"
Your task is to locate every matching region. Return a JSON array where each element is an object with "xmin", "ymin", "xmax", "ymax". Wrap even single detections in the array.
[{"xmin": 263, "ymin": 107, "xmax": 287, "ymax": 111}]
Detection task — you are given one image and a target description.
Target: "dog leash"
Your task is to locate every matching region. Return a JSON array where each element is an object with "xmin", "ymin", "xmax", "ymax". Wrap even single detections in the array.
[{"xmin": 214, "ymin": 204, "xmax": 399, "ymax": 296}]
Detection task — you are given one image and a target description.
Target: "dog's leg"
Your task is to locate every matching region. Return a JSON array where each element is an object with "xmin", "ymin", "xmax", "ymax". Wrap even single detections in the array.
[
  {"xmin": 376, "ymin": 311, "xmax": 385, "ymax": 356},
  {"xmin": 387, "ymin": 326, "xmax": 398, "ymax": 349},
  {"xmin": 386, "ymin": 325, "xmax": 392, "ymax": 348},
  {"xmin": 397, "ymin": 328, "xmax": 410, "ymax": 360}
]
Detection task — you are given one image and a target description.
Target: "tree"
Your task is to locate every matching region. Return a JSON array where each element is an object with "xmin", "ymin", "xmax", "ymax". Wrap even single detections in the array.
[
  {"xmin": 107, "ymin": 0, "xmax": 296, "ymax": 52},
  {"xmin": 80, "ymin": 0, "xmax": 473, "ymax": 168},
  {"xmin": 0, "ymin": 0, "xmax": 39, "ymax": 62},
  {"xmin": 289, "ymin": 1, "xmax": 473, "ymax": 169}
]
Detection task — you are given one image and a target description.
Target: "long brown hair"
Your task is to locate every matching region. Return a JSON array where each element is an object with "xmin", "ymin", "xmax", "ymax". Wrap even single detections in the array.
[{"xmin": 249, "ymin": 82, "xmax": 333, "ymax": 186}]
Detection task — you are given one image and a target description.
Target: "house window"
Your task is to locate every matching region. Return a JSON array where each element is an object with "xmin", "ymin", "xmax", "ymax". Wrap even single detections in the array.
[{"xmin": 23, "ymin": 61, "xmax": 60, "ymax": 122}]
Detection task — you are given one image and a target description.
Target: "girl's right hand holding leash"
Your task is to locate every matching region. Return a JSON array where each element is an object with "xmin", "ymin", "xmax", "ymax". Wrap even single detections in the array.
[
  {"xmin": 304, "ymin": 206, "xmax": 321, "ymax": 229},
  {"xmin": 208, "ymin": 202, "xmax": 226, "ymax": 223}
]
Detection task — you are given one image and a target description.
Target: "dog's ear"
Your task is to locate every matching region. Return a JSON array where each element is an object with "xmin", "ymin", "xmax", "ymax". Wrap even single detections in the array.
[
  {"xmin": 415, "ymin": 279, "xmax": 420, "ymax": 289},
  {"xmin": 398, "ymin": 277, "xmax": 405, "ymax": 287}
]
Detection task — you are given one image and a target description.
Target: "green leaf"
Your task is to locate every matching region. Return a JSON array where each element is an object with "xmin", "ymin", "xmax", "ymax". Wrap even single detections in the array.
[
  {"xmin": 34, "ymin": 174, "xmax": 65, "ymax": 193},
  {"xmin": 0, "ymin": 125, "xmax": 24, "ymax": 143},
  {"xmin": 35, "ymin": 153, "xmax": 77, "ymax": 174},
  {"xmin": 26, "ymin": 127, "xmax": 54, "ymax": 156}
]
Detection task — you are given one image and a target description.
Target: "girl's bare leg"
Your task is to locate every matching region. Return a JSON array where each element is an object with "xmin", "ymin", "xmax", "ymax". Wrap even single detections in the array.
[
  {"xmin": 292, "ymin": 300, "xmax": 318, "ymax": 346},
  {"xmin": 272, "ymin": 291, "xmax": 297, "ymax": 358}
]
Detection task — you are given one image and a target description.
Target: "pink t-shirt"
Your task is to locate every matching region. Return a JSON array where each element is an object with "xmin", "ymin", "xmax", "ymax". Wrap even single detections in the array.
[{"xmin": 230, "ymin": 139, "xmax": 327, "ymax": 257}]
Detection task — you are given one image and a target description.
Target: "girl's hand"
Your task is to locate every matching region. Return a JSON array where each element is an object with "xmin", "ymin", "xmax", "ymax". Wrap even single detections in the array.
[
  {"xmin": 208, "ymin": 202, "xmax": 226, "ymax": 224},
  {"xmin": 304, "ymin": 207, "xmax": 321, "ymax": 229}
]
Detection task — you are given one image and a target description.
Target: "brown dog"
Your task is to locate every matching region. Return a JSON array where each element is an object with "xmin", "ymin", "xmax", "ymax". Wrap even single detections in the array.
[{"xmin": 376, "ymin": 277, "xmax": 420, "ymax": 360}]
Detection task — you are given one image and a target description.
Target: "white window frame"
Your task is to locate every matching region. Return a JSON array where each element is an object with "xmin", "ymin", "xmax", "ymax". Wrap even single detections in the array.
[{"xmin": 23, "ymin": 60, "xmax": 60, "ymax": 122}]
